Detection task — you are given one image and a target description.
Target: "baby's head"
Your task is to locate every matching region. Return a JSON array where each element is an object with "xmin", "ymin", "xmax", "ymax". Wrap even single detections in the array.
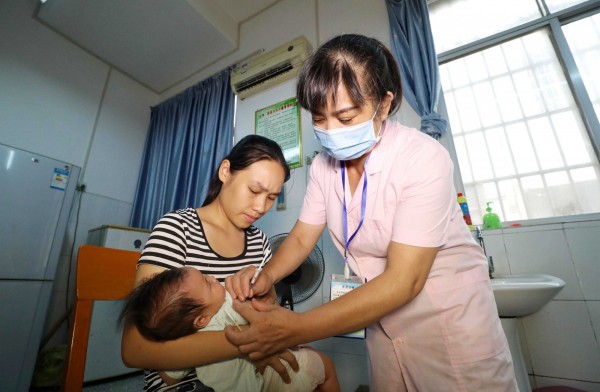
[{"xmin": 120, "ymin": 266, "xmax": 225, "ymax": 341}]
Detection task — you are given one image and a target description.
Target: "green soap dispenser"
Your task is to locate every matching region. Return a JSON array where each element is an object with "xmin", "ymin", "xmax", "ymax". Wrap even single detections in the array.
[{"xmin": 483, "ymin": 202, "xmax": 502, "ymax": 229}]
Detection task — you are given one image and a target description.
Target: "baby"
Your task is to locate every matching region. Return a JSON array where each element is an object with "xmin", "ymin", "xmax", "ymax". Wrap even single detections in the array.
[{"xmin": 120, "ymin": 266, "xmax": 339, "ymax": 392}]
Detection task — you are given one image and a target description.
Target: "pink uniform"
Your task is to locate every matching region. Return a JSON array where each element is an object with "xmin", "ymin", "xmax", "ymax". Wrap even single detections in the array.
[{"xmin": 299, "ymin": 121, "xmax": 517, "ymax": 391}]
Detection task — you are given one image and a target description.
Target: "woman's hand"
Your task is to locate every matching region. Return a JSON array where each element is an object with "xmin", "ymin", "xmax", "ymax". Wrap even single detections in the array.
[
  {"xmin": 225, "ymin": 266, "xmax": 274, "ymax": 302},
  {"xmin": 225, "ymin": 299, "xmax": 300, "ymax": 360},
  {"xmin": 251, "ymin": 350, "xmax": 299, "ymax": 383}
]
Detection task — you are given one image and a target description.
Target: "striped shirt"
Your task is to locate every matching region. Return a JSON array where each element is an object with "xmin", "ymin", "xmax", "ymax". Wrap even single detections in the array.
[{"xmin": 138, "ymin": 207, "xmax": 272, "ymax": 391}]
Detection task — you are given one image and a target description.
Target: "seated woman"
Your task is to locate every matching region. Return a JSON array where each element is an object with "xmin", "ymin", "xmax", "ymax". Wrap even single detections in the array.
[{"xmin": 121, "ymin": 135, "xmax": 308, "ymax": 391}]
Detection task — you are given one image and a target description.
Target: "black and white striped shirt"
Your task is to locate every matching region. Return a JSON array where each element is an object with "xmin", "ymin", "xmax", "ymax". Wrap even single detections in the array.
[
  {"xmin": 138, "ymin": 207, "xmax": 272, "ymax": 391},
  {"xmin": 139, "ymin": 208, "xmax": 271, "ymax": 282}
]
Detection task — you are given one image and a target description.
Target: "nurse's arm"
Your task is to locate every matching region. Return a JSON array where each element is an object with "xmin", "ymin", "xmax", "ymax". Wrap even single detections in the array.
[{"xmin": 228, "ymin": 241, "xmax": 437, "ymax": 358}]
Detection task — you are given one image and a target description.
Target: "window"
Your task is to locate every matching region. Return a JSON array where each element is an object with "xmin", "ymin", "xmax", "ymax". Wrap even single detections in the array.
[
  {"xmin": 429, "ymin": 0, "xmax": 600, "ymax": 223},
  {"xmin": 429, "ymin": 0, "xmax": 540, "ymax": 53},
  {"xmin": 563, "ymin": 12, "xmax": 600, "ymax": 123}
]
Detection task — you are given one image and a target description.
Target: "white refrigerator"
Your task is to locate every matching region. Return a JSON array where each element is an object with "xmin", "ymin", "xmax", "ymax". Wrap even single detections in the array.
[
  {"xmin": 84, "ymin": 225, "xmax": 150, "ymax": 381},
  {"xmin": 0, "ymin": 143, "xmax": 80, "ymax": 391}
]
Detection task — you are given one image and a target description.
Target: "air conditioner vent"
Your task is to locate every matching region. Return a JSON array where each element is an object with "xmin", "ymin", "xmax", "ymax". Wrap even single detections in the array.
[
  {"xmin": 231, "ymin": 36, "xmax": 311, "ymax": 99},
  {"xmin": 234, "ymin": 60, "xmax": 293, "ymax": 92}
]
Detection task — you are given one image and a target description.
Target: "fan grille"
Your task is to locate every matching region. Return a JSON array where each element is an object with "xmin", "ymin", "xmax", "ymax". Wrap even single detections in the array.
[{"xmin": 269, "ymin": 233, "xmax": 324, "ymax": 306}]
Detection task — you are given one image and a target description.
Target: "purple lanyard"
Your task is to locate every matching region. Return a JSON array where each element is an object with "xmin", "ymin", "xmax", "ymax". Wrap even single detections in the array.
[{"xmin": 341, "ymin": 160, "xmax": 369, "ymax": 260}]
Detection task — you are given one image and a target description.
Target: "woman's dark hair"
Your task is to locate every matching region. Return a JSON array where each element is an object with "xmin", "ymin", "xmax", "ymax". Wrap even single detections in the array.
[
  {"xmin": 202, "ymin": 134, "xmax": 291, "ymax": 206},
  {"xmin": 297, "ymin": 34, "xmax": 402, "ymax": 115},
  {"xmin": 119, "ymin": 268, "xmax": 206, "ymax": 342}
]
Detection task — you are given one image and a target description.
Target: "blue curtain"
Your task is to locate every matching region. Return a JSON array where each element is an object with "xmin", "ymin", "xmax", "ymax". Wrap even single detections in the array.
[
  {"xmin": 386, "ymin": 0, "xmax": 447, "ymax": 139},
  {"xmin": 130, "ymin": 69, "xmax": 234, "ymax": 229}
]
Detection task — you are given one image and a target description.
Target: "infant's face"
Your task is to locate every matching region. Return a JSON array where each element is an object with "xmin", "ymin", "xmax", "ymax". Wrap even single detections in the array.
[{"xmin": 181, "ymin": 267, "xmax": 226, "ymax": 319}]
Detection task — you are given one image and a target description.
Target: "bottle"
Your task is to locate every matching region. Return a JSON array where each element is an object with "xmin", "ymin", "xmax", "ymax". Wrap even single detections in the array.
[
  {"xmin": 483, "ymin": 201, "xmax": 502, "ymax": 229},
  {"xmin": 457, "ymin": 192, "xmax": 474, "ymax": 231}
]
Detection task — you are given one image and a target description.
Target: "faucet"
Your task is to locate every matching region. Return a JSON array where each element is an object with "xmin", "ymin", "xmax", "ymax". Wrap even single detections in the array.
[
  {"xmin": 475, "ymin": 226, "xmax": 495, "ymax": 279},
  {"xmin": 488, "ymin": 256, "xmax": 495, "ymax": 279}
]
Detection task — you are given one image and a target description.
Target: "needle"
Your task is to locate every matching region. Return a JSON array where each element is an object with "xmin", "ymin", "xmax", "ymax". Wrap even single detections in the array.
[{"xmin": 250, "ymin": 253, "xmax": 269, "ymax": 287}]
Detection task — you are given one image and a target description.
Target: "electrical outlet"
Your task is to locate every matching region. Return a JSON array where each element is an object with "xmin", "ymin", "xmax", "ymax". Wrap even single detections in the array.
[{"xmin": 76, "ymin": 183, "xmax": 86, "ymax": 192}]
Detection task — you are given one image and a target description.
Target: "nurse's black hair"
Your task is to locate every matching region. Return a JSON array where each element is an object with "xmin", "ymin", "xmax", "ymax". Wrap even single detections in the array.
[
  {"xmin": 202, "ymin": 134, "xmax": 291, "ymax": 206},
  {"xmin": 297, "ymin": 34, "xmax": 402, "ymax": 115}
]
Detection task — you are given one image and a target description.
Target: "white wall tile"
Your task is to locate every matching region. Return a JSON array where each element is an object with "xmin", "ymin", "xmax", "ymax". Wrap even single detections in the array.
[
  {"xmin": 504, "ymin": 224, "xmax": 563, "ymax": 233},
  {"xmin": 522, "ymin": 301, "xmax": 600, "ymax": 382},
  {"xmin": 563, "ymin": 219, "xmax": 600, "ymax": 229},
  {"xmin": 481, "ymin": 232, "xmax": 511, "ymax": 275},
  {"xmin": 565, "ymin": 227, "xmax": 600, "ymax": 300},
  {"xmin": 503, "ymin": 230, "xmax": 583, "ymax": 300}
]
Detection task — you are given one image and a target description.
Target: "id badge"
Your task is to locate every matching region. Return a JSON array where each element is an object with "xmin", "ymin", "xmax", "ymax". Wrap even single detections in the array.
[{"xmin": 330, "ymin": 274, "xmax": 366, "ymax": 339}]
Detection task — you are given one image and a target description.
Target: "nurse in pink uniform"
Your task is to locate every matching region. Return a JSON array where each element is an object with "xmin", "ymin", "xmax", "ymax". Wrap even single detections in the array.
[{"xmin": 225, "ymin": 34, "xmax": 518, "ymax": 391}]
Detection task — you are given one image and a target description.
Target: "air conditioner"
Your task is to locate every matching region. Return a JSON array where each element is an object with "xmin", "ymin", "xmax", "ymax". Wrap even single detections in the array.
[{"xmin": 231, "ymin": 36, "xmax": 312, "ymax": 99}]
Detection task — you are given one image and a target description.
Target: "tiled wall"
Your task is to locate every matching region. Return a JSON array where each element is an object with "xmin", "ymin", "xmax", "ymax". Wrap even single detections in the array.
[{"xmin": 482, "ymin": 219, "xmax": 600, "ymax": 391}]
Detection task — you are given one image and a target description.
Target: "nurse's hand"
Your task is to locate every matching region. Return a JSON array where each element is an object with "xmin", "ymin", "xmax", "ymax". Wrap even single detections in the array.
[
  {"xmin": 225, "ymin": 298, "xmax": 299, "ymax": 360},
  {"xmin": 225, "ymin": 266, "xmax": 274, "ymax": 302}
]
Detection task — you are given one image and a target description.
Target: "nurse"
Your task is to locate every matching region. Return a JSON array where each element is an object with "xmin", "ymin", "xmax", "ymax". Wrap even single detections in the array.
[{"xmin": 225, "ymin": 34, "xmax": 518, "ymax": 391}]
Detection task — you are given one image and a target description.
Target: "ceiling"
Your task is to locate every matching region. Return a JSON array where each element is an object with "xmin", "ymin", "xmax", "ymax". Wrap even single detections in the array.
[{"xmin": 36, "ymin": 0, "xmax": 280, "ymax": 94}]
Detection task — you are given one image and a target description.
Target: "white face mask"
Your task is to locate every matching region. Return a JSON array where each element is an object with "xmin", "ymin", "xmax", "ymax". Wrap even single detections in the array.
[{"xmin": 313, "ymin": 103, "xmax": 382, "ymax": 161}]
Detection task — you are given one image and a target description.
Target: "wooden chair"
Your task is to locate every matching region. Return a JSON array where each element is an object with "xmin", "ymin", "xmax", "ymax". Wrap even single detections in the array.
[{"xmin": 61, "ymin": 244, "xmax": 140, "ymax": 391}]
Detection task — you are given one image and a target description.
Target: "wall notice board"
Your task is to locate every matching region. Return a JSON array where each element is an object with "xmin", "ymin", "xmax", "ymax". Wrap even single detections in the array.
[{"xmin": 255, "ymin": 97, "xmax": 302, "ymax": 168}]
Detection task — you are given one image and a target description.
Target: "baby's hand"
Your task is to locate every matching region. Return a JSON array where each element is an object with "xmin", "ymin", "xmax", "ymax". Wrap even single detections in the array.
[{"xmin": 251, "ymin": 350, "xmax": 299, "ymax": 383}]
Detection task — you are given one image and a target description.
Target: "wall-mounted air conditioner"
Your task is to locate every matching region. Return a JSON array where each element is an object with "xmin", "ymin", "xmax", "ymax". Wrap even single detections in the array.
[{"xmin": 231, "ymin": 36, "xmax": 312, "ymax": 99}]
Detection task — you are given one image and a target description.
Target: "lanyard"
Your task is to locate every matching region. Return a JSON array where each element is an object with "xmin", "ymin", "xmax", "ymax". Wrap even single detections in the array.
[{"xmin": 341, "ymin": 160, "xmax": 368, "ymax": 278}]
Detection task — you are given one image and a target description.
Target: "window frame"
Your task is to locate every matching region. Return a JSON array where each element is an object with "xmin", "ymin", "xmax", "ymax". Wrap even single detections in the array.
[{"xmin": 434, "ymin": 0, "xmax": 600, "ymax": 226}]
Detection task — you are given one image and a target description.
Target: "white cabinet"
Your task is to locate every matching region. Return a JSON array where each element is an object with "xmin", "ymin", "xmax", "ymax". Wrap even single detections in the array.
[{"xmin": 84, "ymin": 225, "xmax": 150, "ymax": 382}]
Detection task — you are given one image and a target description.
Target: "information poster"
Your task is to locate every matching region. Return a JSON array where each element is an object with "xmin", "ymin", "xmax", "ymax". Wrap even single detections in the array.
[{"xmin": 255, "ymin": 97, "xmax": 302, "ymax": 168}]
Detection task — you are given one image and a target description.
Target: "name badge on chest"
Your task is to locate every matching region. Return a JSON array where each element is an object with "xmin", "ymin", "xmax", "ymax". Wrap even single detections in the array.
[{"xmin": 330, "ymin": 273, "xmax": 366, "ymax": 339}]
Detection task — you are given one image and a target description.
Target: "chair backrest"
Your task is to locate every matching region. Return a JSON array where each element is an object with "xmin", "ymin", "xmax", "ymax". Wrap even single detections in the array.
[{"xmin": 61, "ymin": 244, "xmax": 140, "ymax": 391}]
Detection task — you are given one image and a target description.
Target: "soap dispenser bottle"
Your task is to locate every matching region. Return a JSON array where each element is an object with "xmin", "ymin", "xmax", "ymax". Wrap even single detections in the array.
[{"xmin": 483, "ymin": 202, "xmax": 502, "ymax": 229}]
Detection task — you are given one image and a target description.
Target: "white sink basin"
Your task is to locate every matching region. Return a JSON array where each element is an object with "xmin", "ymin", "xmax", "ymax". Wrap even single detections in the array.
[{"xmin": 491, "ymin": 274, "xmax": 565, "ymax": 317}]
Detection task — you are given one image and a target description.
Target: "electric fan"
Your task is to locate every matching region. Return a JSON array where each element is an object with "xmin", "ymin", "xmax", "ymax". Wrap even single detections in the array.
[{"xmin": 269, "ymin": 233, "xmax": 325, "ymax": 310}]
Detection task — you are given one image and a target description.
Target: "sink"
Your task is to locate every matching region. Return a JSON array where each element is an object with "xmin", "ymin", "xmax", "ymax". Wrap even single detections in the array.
[
  {"xmin": 491, "ymin": 274, "xmax": 565, "ymax": 317},
  {"xmin": 491, "ymin": 274, "xmax": 566, "ymax": 392}
]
